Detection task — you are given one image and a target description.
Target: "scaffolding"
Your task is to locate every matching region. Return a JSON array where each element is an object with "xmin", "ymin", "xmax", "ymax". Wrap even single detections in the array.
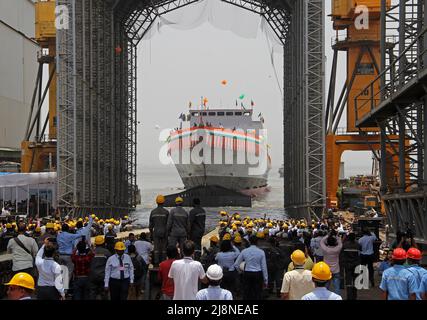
[
  {"xmin": 356, "ymin": 0, "xmax": 427, "ymax": 245},
  {"xmin": 56, "ymin": 0, "xmax": 325, "ymax": 219}
]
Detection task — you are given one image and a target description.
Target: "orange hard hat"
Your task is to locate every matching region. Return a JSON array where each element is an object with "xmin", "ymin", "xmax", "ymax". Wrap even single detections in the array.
[
  {"xmin": 392, "ymin": 248, "xmax": 407, "ymax": 260},
  {"xmin": 407, "ymin": 247, "xmax": 422, "ymax": 260}
]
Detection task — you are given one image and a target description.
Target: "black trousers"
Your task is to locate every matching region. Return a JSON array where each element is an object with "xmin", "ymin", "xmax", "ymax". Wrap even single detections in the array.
[
  {"xmin": 242, "ymin": 271, "xmax": 263, "ymax": 300},
  {"xmin": 360, "ymin": 254, "xmax": 375, "ymax": 286},
  {"xmin": 36, "ymin": 286, "xmax": 61, "ymax": 300},
  {"xmin": 109, "ymin": 278, "xmax": 130, "ymax": 300},
  {"xmin": 344, "ymin": 264, "xmax": 358, "ymax": 300},
  {"xmin": 222, "ymin": 270, "xmax": 237, "ymax": 296}
]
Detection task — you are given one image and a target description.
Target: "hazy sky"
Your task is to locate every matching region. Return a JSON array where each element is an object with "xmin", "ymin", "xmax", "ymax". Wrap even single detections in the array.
[{"xmin": 137, "ymin": 0, "xmax": 373, "ymax": 177}]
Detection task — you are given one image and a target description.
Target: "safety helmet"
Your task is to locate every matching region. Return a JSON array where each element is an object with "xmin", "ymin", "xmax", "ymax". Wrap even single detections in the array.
[
  {"xmin": 219, "ymin": 210, "xmax": 227, "ymax": 216},
  {"xmin": 46, "ymin": 223, "xmax": 54, "ymax": 229},
  {"xmin": 78, "ymin": 218, "xmax": 83, "ymax": 222},
  {"xmin": 311, "ymin": 262, "xmax": 332, "ymax": 281},
  {"xmin": 91, "ymin": 214, "xmax": 96, "ymax": 218},
  {"xmin": 234, "ymin": 220, "xmax": 241, "ymax": 225},
  {"xmin": 231, "ymin": 225, "xmax": 237, "ymax": 231},
  {"xmin": 35, "ymin": 227, "xmax": 41, "ymax": 233},
  {"xmin": 392, "ymin": 248, "xmax": 407, "ymax": 260},
  {"xmin": 206, "ymin": 264, "xmax": 223, "ymax": 281},
  {"xmin": 407, "ymin": 247, "xmax": 421, "ymax": 260},
  {"xmin": 114, "ymin": 221, "xmax": 120, "ymax": 225},
  {"xmin": 266, "ymin": 223, "xmax": 273, "ymax": 228},
  {"xmin": 6, "ymin": 272, "xmax": 35, "ymax": 290},
  {"xmin": 108, "ymin": 225, "xmax": 113, "ymax": 230},
  {"xmin": 233, "ymin": 235, "xmax": 242, "ymax": 243},
  {"xmin": 209, "ymin": 235, "xmax": 219, "ymax": 243},
  {"xmin": 222, "ymin": 233, "xmax": 231, "ymax": 241},
  {"xmin": 175, "ymin": 197, "xmax": 184, "ymax": 204},
  {"xmin": 5, "ymin": 223, "xmax": 12, "ymax": 229},
  {"xmin": 99, "ymin": 219, "xmax": 104, "ymax": 224},
  {"xmin": 156, "ymin": 195, "xmax": 165, "ymax": 204},
  {"xmin": 263, "ymin": 228, "xmax": 269, "ymax": 235},
  {"xmin": 256, "ymin": 231, "xmax": 265, "ymax": 239},
  {"xmin": 234, "ymin": 214, "xmax": 241, "ymax": 220},
  {"xmin": 124, "ymin": 216, "xmax": 129, "ymax": 219},
  {"xmin": 114, "ymin": 241, "xmax": 126, "ymax": 251},
  {"xmin": 95, "ymin": 236, "xmax": 105, "ymax": 246},
  {"xmin": 291, "ymin": 250, "xmax": 306, "ymax": 266}
]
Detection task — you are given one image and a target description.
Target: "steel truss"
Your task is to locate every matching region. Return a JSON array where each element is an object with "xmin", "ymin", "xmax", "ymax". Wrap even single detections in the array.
[
  {"xmin": 356, "ymin": 0, "xmax": 427, "ymax": 244},
  {"xmin": 57, "ymin": 0, "xmax": 325, "ymax": 218}
]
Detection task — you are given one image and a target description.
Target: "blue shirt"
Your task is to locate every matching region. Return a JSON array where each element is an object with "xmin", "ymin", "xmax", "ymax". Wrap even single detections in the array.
[
  {"xmin": 196, "ymin": 286, "xmax": 233, "ymax": 300},
  {"xmin": 379, "ymin": 265, "xmax": 418, "ymax": 300},
  {"xmin": 74, "ymin": 216, "xmax": 94, "ymax": 247},
  {"xmin": 233, "ymin": 245, "xmax": 268, "ymax": 284},
  {"xmin": 420, "ymin": 273, "xmax": 427, "ymax": 298},
  {"xmin": 406, "ymin": 265, "xmax": 427, "ymax": 300},
  {"xmin": 125, "ymin": 239, "xmax": 135, "ymax": 254},
  {"xmin": 378, "ymin": 261, "xmax": 391, "ymax": 276},
  {"xmin": 215, "ymin": 247, "xmax": 240, "ymax": 271},
  {"xmin": 57, "ymin": 231, "xmax": 83, "ymax": 255},
  {"xmin": 358, "ymin": 232, "xmax": 377, "ymax": 255}
]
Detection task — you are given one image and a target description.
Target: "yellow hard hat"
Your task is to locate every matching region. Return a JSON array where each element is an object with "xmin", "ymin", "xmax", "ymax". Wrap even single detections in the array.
[
  {"xmin": 232, "ymin": 225, "xmax": 237, "ymax": 231},
  {"xmin": 219, "ymin": 210, "xmax": 227, "ymax": 216},
  {"xmin": 99, "ymin": 219, "xmax": 104, "ymax": 224},
  {"xmin": 223, "ymin": 233, "xmax": 231, "ymax": 241},
  {"xmin": 46, "ymin": 223, "xmax": 54, "ymax": 229},
  {"xmin": 234, "ymin": 220, "xmax": 241, "ymax": 225},
  {"xmin": 209, "ymin": 235, "xmax": 219, "ymax": 243},
  {"xmin": 5, "ymin": 272, "xmax": 35, "ymax": 290},
  {"xmin": 256, "ymin": 231, "xmax": 265, "ymax": 239},
  {"xmin": 234, "ymin": 214, "xmax": 241, "ymax": 220},
  {"xmin": 91, "ymin": 214, "xmax": 96, "ymax": 218},
  {"xmin": 266, "ymin": 223, "xmax": 273, "ymax": 228},
  {"xmin": 291, "ymin": 250, "xmax": 306, "ymax": 266},
  {"xmin": 94, "ymin": 217, "xmax": 99, "ymax": 221},
  {"xmin": 156, "ymin": 195, "xmax": 165, "ymax": 204},
  {"xmin": 234, "ymin": 235, "xmax": 242, "ymax": 243},
  {"xmin": 301, "ymin": 223, "xmax": 307, "ymax": 228},
  {"xmin": 108, "ymin": 225, "xmax": 113, "ymax": 230},
  {"xmin": 114, "ymin": 241, "xmax": 126, "ymax": 251},
  {"xmin": 263, "ymin": 228, "xmax": 269, "ymax": 235},
  {"xmin": 95, "ymin": 236, "xmax": 105, "ymax": 246},
  {"xmin": 175, "ymin": 197, "xmax": 184, "ymax": 204},
  {"xmin": 124, "ymin": 216, "xmax": 129, "ymax": 219},
  {"xmin": 6, "ymin": 223, "xmax": 12, "ymax": 229},
  {"xmin": 35, "ymin": 227, "xmax": 41, "ymax": 232},
  {"xmin": 78, "ymin": 218, "xmax": 83, "ymax": 222},
  {"xmin": 311, "ymin": 262, "xmax": 332, "ymax": 281},
  {"xmin": 114, "ymin": 221, "xmax": 120, "ymax": 225}
]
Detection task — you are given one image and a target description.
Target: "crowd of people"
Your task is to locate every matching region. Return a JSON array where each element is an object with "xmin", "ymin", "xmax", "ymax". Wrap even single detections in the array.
[{"xmin": 1, "ymin": 194, "xmax": 426, "ymax": 301}]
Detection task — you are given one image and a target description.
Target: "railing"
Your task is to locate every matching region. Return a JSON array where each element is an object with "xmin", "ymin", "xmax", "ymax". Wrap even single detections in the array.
[{"xmin": 354, "ymin": 27, "xmax": 427, "ymax": 124}]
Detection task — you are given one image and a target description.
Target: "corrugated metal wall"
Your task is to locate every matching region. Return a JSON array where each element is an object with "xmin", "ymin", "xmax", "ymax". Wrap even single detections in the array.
[{"xmin": 0, "ymin": 0, "xmax": 39, "ymax": 150}]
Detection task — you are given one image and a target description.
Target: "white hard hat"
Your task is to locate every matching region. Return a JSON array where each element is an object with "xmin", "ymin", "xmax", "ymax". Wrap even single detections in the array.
[{"xmin": 206, "ymin": 264, "xmax": 223, "ymax": 281}]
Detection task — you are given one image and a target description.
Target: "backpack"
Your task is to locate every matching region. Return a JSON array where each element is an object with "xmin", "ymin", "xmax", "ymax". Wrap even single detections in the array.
[{"xmin": 131, "ymin": 254, "xmax": 145, "ymax": 280}]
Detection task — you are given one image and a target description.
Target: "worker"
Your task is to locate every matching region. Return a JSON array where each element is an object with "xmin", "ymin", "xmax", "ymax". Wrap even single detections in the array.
[
  {"xmin": 158, "ymin": 245, "xmax": 179, "ymax": 300},
  {"xmin": 104, "ymin": 225, "xmax": 117, "ymax": 254},
  {"xmin": 379, "ymin": 248, "xmax": 417, "ymax": 300},
  {"xmin": 233, "ymin": 234, "xmax": 268, "ymax": 300},
  {"xmin": 301, "ymin": 262, "xmax": 342, "ymax": 300},
  {"xmin": 74, "ymin": 215, "xmax": 94, "ymax": 248},
  {"xmin": 127, "ymin": 244, "xmax": 145, "ymax": 300},
  {"xmin": 57, "ymin": 223, "xmax": 83, "ymax": 281},
  {"xmin": 201, "ymin": 235, "xmax": 220, "ymax": 270},
  {"xmin": 71, "ymin": 240, "xmax": 94, "ymax": 300},
  {"xmin": 281, "ymin": 250, "xmax": 314, "ymax": 300},
  {"xmin": 88, "ymin": 236, "xmax": 111, "ymax": 300},
  {"xmin": 104, "ymin": 241, "xmax": 134, "ymax": 300},
  {"xmin": 5, "ymin": 272, "xmax": 35, "ymax": 300},
  {"xmin": 196, "ymin": 264, "xmax": 233, "ymax": 300},
  {"xmin": 134, "ymin": 232, "xmax": 153, "ymax": 294},
  {"xmin": 166, "ymin": 197, "xmax": 189, "ymax": 255},
  {"xmin": 0, "ymin": 223, "xmax": 16, "ymax": 252},
  {"xmin": 358, "ymin": 228, "xmax": 377, "ymax": 287},
  {"xmin": 340, "ymin": 232, "xmax": 361, "ymax": 300},
  {"xmin": 319, "ymin": 230, "xmax": 342, "ymax": 295},
  {"xmin": 7, "ymin": 223, "xmax": 38, "ymax": 276},
  {"xmin": 188, "ymin": 198, "xmax": 206, "ymax": 261},
  {"xmin": 405, "ymin": 247, "xmax": 426, "ymax": 300},
  {"xmin": 124, "ymin": 233, "xmax": 136, "ymax": 254},
  {"xmin": 310, "ymin": 230, "xmax": 324, "ymax": 262},
  {"xmin": 40, "ymin": 222, "xmax": 57, "ymax": 244},
  {"xmin": 215, "ymin": 235, "xmax": 240, "ymax": 296},
  {"xmin": 35, "ymin": 241, "xmax": 65, "ymax": 300},
  {"xmin": 149, "ymin": 195, "xmax": 169, "ymax": 265},
  {"xmin": 168, "ymin": 240, "xmax": 208, "ymax": 300}
]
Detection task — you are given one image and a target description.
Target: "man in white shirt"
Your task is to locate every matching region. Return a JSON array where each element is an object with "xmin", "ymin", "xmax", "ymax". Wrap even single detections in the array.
[
  {"xmin": 7, "ymin": 223, "xmax": 38, "ymax": 275},
  {"xmin": 169, "ymin": 240, "xmax": 208, "ymax": 300},
  {"xmin": 35, "ymin": 242, "xmax": 65, "ymax": 300},
  {"xmin": 281, "ymin": 250, "xmax": 315, "ymax": 300},
  {"xmin": 301, "ymin": 262, "xmax": 342, "ymax": 300},
  {"xmin": 196, "ymin": 264, "xmax": 233, "ymax": 300}
]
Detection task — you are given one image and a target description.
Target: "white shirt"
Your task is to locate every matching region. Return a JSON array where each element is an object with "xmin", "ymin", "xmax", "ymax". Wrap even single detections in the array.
[
  {"xmin": 196, "ymin": 286, "xmax": 233, "ymax": 300},
  {"xmin": 168, "ymin": 257, "xmax": 206, "ymax": 300},
  {"xmin": 134, "ymin": 240, "xmax": 153, "ymax": 264},
  {"xmin": 301, "ymin": 287, "xmax": 342, "ymax": 300},
  {"xmin": 7, "ymin": 234, "xmax": 39, "ymax": 271},
  {"xmin": 104, "ymin": 253, "xmax": 134, "ymax": 287},
  {"xmin": 35, "ymin": 245, "xmax": 65, "ymax": 297},
  {"xmin": 281, "ymin": 268, "xmax": 315, "ymax": 300}
]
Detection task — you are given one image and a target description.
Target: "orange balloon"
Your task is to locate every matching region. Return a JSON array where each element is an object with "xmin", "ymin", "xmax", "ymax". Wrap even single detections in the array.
[{"xmin": 221, "ymin": 80, "xmax": 227, "ymax": 85}]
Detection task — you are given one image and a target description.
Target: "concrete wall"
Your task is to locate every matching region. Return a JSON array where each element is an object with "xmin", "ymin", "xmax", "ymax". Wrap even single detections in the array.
[{"xmin": 0, "ymin": 0, "xmax": 39, "ymax": 150}]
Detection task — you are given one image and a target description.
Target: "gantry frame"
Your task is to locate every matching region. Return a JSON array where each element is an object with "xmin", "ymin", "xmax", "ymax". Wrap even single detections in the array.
[
  {"xmin": 56, "ymin": 0, "xmax": 325, "ymax": 219},
  {"xmin": 355, "ymin": 0, "xmax": 427, "ymax": 245}
]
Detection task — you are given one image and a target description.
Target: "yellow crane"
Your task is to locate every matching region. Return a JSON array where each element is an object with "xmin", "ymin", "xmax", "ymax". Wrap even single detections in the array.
[{"xmin": 21, "ymin": 0, "xmax": 57, "ymax": 172}]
